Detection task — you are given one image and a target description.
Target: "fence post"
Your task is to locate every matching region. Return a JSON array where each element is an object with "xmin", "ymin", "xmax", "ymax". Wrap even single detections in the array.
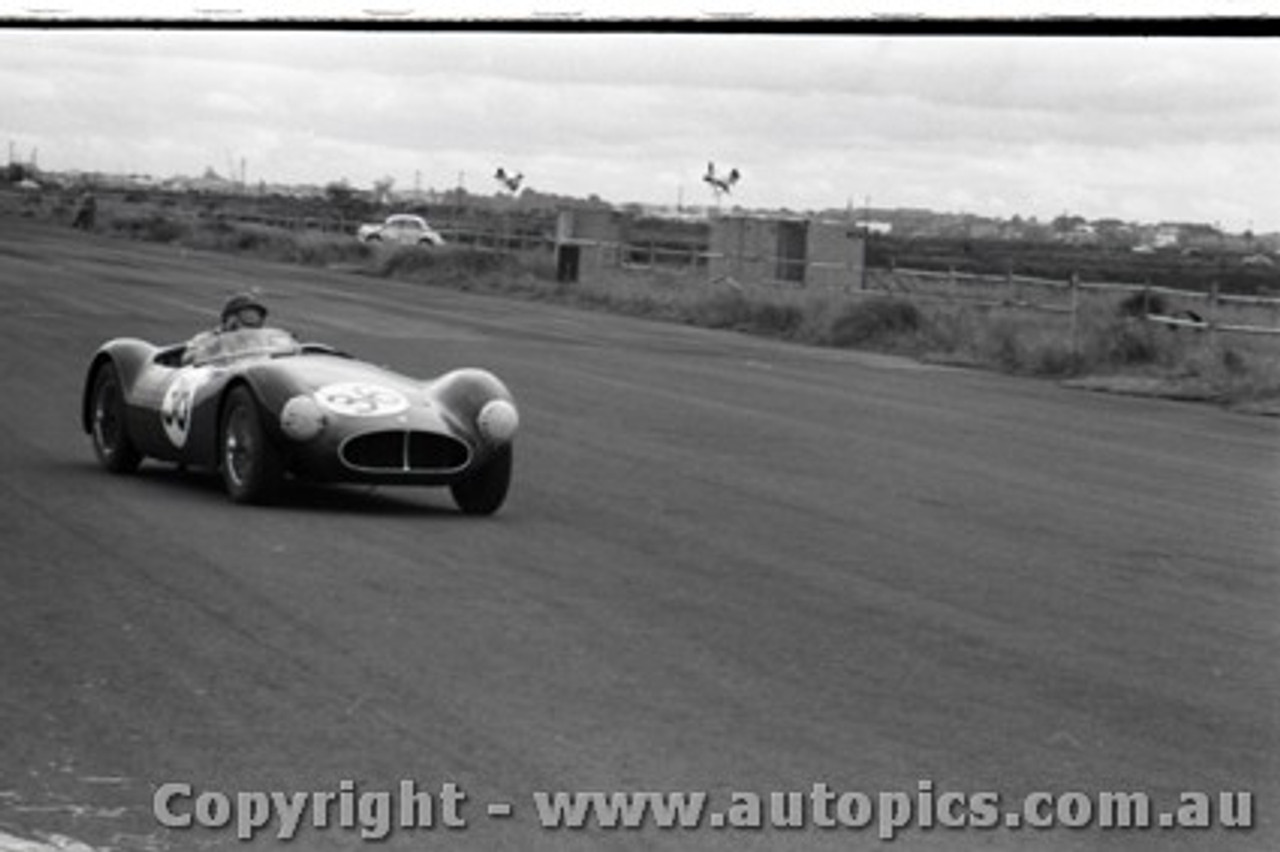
[
  {"xmin": 859, "ymin": 237, "xmax": 868, "ymax": 290},
  {"xmin": 1069, "ymin": 272, "xmax": 1081, "ymax": 359},
  {"xmin": 1207, "ymin": 280, "xmax": 1219, "ymax": 353}
]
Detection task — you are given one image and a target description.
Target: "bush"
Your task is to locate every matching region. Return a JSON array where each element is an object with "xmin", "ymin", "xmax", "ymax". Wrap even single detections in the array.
[
  {"xmin": 1096, "ymin": 319, "xmax": 1162, "ymax": 366},
  {"xmin": 750, "ymin": 299, "xmax": 806, "ymax": 337},
  {"xmin": 982, "ymin": 318, "xmax": 1025, "ymax": 370},
  {"xmin": 692, "ymin": 288, "xmax": 753, "ymax": 329},
  {"xmin": 374, "ymin": 245, "xmax": 517, "ymax": 282},
  {"xmin": 1117, "ymin": 290, "xmax": 1166, "ymax": 318},
  {"xmin": 826, "ymin": 296, "xmax": 922, "ymax": 348},
  {"xmin": 1032, "ymin": 342, "xmax": 1083, "ymax": 376},
  {"xmin": 110, "ymin": 213, "xmax": 189, "ymax": 243}
]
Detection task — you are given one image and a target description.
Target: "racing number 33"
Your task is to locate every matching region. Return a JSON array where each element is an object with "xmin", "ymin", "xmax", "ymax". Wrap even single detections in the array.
[{"xmin": 315, "ymin": 383, "xmax": 410, "ymax": 417}]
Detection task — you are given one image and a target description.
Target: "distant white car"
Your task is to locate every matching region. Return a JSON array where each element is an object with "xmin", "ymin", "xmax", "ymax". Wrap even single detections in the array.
[{"xmin": 357, "ymin": 214, "xmax": 446, "ymax": 246}]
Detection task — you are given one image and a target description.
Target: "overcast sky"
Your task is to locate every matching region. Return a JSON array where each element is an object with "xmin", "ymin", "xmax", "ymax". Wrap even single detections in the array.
[{"xmin": 4, "ymin": 31, "xmax": 1280, "ymax": 231}]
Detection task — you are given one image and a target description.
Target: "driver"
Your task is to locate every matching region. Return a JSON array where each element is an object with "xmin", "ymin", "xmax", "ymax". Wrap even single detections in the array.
[
  {"xmin": 182, "ymin": 293, "xmax": 283, "ymax": 365},
  {"xmin": 219, "ymin": 293, "xmax": 268, "ymax": 331}
]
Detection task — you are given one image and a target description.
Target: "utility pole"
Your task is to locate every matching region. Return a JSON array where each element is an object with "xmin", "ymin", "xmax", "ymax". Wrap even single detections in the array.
[{"xmin": 861, "ymin": 195, "xmax": 871, "ymax": 290}]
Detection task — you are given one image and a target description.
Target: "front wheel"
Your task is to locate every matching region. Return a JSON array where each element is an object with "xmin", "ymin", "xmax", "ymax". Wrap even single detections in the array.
[
  {"xmin": 220, "ymin": 386, "xmax": 284, "ymax": 504},
  {"xmin": 451, "ymin": 444, "xmax": 513, "ymax": 516},
  {"xmin": 89, "ymin": 363, "xmax": 142, "ymax": 473}
]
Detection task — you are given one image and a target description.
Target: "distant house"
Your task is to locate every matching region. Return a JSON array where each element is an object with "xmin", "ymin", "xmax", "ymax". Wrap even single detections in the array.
[
  {"xmin": 854, "ymin": 220, "xmax": 893, "ymax": 236},
  {"xmin": 1062, "ymin": 223, "xmax": 1098, "ymax": 245},
  {"xmin": 1180, "ymin": 223, "xmax": 1224, "ymax": 252},
  {"xmin": 163, "ymin": 168, "xmax": 239, "ymax": 195},
  {"xmin": 1153, "ymin": 225, "xmax": 1181, "ymax": 249}
]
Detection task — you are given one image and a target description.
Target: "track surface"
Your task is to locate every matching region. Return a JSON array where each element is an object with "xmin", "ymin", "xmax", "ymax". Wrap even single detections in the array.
[{"xmin": 1, "ymin": 219, "xmax": 1277, "ymax": 851}]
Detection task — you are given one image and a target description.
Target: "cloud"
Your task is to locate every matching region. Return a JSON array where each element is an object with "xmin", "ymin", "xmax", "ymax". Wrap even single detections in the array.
[{"xmin": 3, "ymin": 31, "xmax": 1280, "ymax": 229}]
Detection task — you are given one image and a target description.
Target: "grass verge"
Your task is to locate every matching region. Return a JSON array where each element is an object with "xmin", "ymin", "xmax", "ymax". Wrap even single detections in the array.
[{"xmin": 74, "ymin": 209, "xmax": 1280, "ymax": 411}]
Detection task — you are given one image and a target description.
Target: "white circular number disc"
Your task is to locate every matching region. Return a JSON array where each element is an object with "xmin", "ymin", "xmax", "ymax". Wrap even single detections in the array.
[
  {"xmin": 160, "ymin": 367, "xmax": 213, "ymax": 447},
  {"xmin": 315, "ymin": 382, "xmax": 410, "ymax": 417}
]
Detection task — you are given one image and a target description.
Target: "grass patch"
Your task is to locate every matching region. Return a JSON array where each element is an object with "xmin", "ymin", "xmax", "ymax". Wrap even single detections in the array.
[
  {"xmin": 108, "ymin": 212, "xmax": 191, "ymax": 243},
  {"xmin": 82, "ymin": 205, "xmax": 1280, "ymax": 408}
]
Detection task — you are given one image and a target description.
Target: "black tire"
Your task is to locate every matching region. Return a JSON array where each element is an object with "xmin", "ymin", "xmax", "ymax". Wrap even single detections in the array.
[
  {"xmin": 451, "ymin": 444, "xmax": 513, "ymax": 516},
  {"xmin": 89, "ymin": 363, "xmax": 142, "ymax": 473},
  {"xmin": 219, "ymin": 386, "xmax": 284, "ymax": 505}
]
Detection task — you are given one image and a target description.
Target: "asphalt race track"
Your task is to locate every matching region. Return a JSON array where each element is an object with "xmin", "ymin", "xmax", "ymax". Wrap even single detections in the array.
[{"xmin": 1, "ymin": 219, "xmax": 1277, "ymax": 851}]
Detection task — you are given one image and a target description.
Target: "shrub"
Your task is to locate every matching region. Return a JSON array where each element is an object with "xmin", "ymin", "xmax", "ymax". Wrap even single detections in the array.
[
  {"xmin": 1032, "ymin": 341, "xmax": 1083, "ymax": 376},
  {"xmin": 110, "ymin": 213, "xmax": 189, "ymax": 243},
  {"xmin": 1097, "ymin": 319, "xmax": 1161, "ymax": 366},
  {"xmin": 692, "ymin": 288, "xmax": 754, "ymax": 329},
  {"xmin": 981, "ymin": 318, "xmax": 1025, "ymax": 370},
  {"xmin": 1117, "ymin": 290, "xmax": 1166, "ymax": 317},
  {"xmin": 750, "ymin": 299, "xmax": 805, "ymax": 337},
  {"xmin": 826, "ymin": 296, "xmax": 922, "ymax": 348},
  {"xmin": 374, "ymin": 245, "xmax": 517, "ymax": 282}
]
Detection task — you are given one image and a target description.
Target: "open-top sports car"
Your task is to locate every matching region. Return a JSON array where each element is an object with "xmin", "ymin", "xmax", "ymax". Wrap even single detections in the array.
[{"xmin": 82, "ymin": 326, "xmax": 519, "ymax": 513}]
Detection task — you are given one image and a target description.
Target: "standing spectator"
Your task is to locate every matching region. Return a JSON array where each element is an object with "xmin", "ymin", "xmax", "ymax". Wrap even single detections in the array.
[{"xmin": 71, "ymin": 189, "xmax": 97, "ymax": 230}]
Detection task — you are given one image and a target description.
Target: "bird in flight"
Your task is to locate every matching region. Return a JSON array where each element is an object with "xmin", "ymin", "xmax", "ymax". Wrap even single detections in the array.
[
  {"xmin": 495, "ymin": 167, "xmax": 524, "ymax": 193},
  {"xmin": 703, "ymin": 161, "xmax": 740, "ymax": 197}
]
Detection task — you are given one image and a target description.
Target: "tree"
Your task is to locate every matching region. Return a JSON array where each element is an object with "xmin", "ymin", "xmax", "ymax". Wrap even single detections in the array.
[
  {"xmin": 1051, "ymin": 213, "xmax": 1087, "ymax": 233},
  {"xmin": 372, "ymin": 176, "xmax": 395, "ymax": 206},
  {"xmin": 324, "ymin": 179, "xmax": 372, "ymax": 224},
  {"xmin": 325, "ymin": 179, "xmax": 355, "ymax": 208}
]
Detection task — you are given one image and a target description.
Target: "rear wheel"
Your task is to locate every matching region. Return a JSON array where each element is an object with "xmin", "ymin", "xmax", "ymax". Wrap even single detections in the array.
[
  {"xmin": 90, "ymin": 363, "xmax": 142, "ymax": 473},
  {"xmin": 220, "ymin": 386, "xmax": 284, "ymax": 504},
  {"xmin": 451, "ymin": 444, "xmax": 512, "ymax": 516}
]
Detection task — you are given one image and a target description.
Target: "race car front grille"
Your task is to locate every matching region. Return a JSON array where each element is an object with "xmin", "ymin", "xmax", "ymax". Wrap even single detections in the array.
[{"xmin": 340, "ymin": 430, "xmax": 471, "ymax": 473}]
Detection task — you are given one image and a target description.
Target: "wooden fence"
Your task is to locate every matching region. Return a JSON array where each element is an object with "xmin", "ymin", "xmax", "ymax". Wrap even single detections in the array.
[
  {"xmin": 207, "ymin": 207, "xmax": 1280, "ymax": 340},
  {"xmin": 873, "ymin": 266, "xmax": 1280, "ymax": 339}
]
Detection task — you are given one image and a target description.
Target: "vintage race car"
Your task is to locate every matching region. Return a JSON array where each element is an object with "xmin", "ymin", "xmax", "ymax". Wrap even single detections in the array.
[{"xmin": 81, "ymin": 327, "xmax": 519, "ymax": 512}]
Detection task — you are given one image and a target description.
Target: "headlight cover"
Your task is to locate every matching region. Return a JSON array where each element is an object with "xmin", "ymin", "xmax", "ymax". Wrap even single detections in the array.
[
  {"xmin": 477, "ymin": 399, "xmax": 519, "ymax": 444},
  {"xmin": 280, "ymin": 394, "xmax": 326, "ymax": 442}
]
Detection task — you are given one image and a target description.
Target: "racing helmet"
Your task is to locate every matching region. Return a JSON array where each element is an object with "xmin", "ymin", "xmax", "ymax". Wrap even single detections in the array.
[{"xmin": 220, "ymin": 293, "xmax": 268, "ymax": 330}]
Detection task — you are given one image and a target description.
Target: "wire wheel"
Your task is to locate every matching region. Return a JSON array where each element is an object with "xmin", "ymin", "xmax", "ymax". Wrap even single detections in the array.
[
  {"xmin": 90, "ymin": 363, "xmax": 141, "ymax": 473},
  {"xmin": 220, "ymin": 386, "xmax": 284, "ymax": 504}
]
